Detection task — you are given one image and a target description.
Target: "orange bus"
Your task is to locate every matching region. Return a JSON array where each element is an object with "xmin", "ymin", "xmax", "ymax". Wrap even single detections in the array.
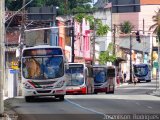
[
  {"xmin": 65, "ymin": 63, "xmax": 94, "ymax": 94},
  {"xmin": 93, "ymin": 65, "xmax": 115, "ymax": 94}
]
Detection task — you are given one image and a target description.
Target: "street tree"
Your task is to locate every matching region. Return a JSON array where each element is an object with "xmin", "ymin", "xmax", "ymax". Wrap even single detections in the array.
[
  {"xmin": 149, "ymin": 8, "xmax": 160, "ymax": 41},
  {"xmin": 5, "ymin": 0, "xmax": 93, "ymax": 15},
  {"xmin": 74, "ymin": 13, "xmax": 112, "ymax": 64},
  {"xmin": 99, "ymin": 43, "xmax": 116, "ymax": 65},
  {"xmin": 74, "ymin": 13, "xmax": 110, "ymax": 35}
]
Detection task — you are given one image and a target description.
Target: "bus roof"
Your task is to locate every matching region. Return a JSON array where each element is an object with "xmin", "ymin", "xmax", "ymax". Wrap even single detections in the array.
[
  {"xmin": 22, "ymin": 45, "xmax": 63, "ymax": 50},
  {"xmin": 133, "ymin": 63, "xmax": 150, "ymax": 66},
  {"xmin": 93, "ymin": 65, "xmax": 115, "ymax": 68},
  {"xmin": 67, "ymin": 63, "xmax": 93, "ymax": 68}
]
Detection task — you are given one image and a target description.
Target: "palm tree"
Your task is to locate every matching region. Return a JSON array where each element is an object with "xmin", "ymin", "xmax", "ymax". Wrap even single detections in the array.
[
  {"xmin": 120, "ymin": 21, "xmax": 134, "ymax": 34},
  {"xmin": 149, "ymin": 8, "xmax": 160, "ymax": 41}
]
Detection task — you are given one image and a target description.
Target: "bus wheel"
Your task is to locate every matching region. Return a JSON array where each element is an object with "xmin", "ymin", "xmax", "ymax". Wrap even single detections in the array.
[
  {"xmin": 110, "ymin": 89, "xmax": 115, "ymax": 94},
  {"xmin": 56, "ymin": 95, "xmax": 64, "ymax": 101},
  {"xmin": 107, "ymin": 86, "xmax": 114, "ymax": 94},
  {"xmin": 146, "ymin": 80, "xmax": 151, "ymax": 82},
  {"xmin": 25, "ymin": 96, "xmax": 34, "ymax": 102}
]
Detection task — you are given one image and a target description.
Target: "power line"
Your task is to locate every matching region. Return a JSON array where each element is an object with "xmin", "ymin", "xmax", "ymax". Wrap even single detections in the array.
[{"xmin": 5, "ymin": 0, "xmax": 33, "ymax": 22}]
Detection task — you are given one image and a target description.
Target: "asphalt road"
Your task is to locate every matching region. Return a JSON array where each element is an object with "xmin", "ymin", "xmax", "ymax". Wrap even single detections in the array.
[{"xmin": 5, "ymin": 80, "xmax": 160, "ymax": 120}]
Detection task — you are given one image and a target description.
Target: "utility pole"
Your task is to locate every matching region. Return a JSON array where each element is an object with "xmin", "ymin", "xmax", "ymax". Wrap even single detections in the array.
[
  {"xmin": 158, "ymin": 35, "xmax": 160, "ymax": 89},
  {"xmin": 0, "ymin": 0, "xmax": 5, "ymax": 116},
  {"xmin": 71, "ymin": 17, "xmax": 75, "ymax": 63},
  {"xmin": 113, "ymin": 24, "xmax": 116, "ymax": 56},
  {"xmin": 92, "ymin": 18, "xmax": 96, "ymax": 65},
  {"xmin": 21, "ymin": 0, "xmax": 26, "ymax": 45},
  {"xmin": 19, "ymin": 0, "xmax": 26, "ymax": 62},
  {"xmin": 130, "ymin": 33, "xmax": 133, "ymax": 83}
]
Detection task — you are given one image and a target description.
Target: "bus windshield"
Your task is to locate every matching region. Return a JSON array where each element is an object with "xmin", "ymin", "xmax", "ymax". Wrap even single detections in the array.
[
  {"xmin": 65, "ymin": 67, "xmax": 84, "ymax": 86},
  {"xmin": 22, "ymin": 56, "xmax": 64, "ymax": 79},
  {"xmin": 93, "ymin": 68, "xmax": 106, "ymax": 83},
  {"xmin": 134, "ymin": 65, "xmax": 148, "ymax": 77}
]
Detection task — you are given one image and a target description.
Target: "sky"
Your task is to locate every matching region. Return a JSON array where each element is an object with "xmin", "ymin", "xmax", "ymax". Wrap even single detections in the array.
[{"xmin": 94, "ymin": 0, "xmax": 98, "ymax": 3}]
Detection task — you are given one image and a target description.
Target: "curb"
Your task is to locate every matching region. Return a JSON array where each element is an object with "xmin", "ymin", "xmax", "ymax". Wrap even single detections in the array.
[{"xmin": 115, "ymin": 83, "xmax": 128, "ymax": 88}]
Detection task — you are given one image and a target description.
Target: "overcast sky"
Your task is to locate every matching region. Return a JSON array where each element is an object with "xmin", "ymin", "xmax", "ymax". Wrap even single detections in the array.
[{"xmin": 94, "ymin": 0, "xmax": 98, "ymax": 3}]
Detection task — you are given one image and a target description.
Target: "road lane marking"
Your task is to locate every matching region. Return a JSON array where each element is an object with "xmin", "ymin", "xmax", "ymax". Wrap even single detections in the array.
[
  {"xmin": 66, "ymin": 95, "xmax": 160, "ymax": 101},
  {"xmin": 121, "ymin": 88, "xmax": 155, "ymax": 89},
  {"xmin": 66, "ymin": 99, "xmax": 113, "ymax": 119},
  {"xmin": 135, "ymin": 102, "xmax": 140, "ymax": 105},
  {"xmin": 147, "ymin": 106, "xmax": 152, "ymax": 109}
]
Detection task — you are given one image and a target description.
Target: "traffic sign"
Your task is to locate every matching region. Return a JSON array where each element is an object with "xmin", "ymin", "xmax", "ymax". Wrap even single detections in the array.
[
  {"xmin": 10, "ymin": 69, "xmax": 18, "ymax": 74},
  {"xmin": 153, "ymin": 62, "xmax": 159, "ymax": 69},
  {"xmin": 11, "ymin": 61, "xmax": 19, "ymax": 70}
]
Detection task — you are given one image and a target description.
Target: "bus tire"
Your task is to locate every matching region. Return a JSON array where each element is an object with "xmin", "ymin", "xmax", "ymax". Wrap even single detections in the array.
[
  {"xmin": 107, "ymin": 86, "xmax": 114, "ymax": 94},
  {"xmin": 56, "ymin": 95, "xmax": 64, "ymax": 101},
  {"xmin": 25, "ymin": 96, "xmax": 33, "ymax": 102},
  {"xmin": 110, "ymin": 89, "xmax": 115, "ymax": 94},
  {"xmin": 146, "ymin": 80, "xmax": 151, "ymax": 82}
]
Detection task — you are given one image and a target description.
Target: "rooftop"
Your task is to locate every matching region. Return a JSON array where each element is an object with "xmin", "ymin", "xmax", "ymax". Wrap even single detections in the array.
[{"xmin": 140, "ymin": 0, "xmax": 160, "ymax": 5}]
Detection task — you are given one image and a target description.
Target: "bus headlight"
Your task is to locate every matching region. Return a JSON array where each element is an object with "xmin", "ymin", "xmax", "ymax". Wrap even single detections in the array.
[
  {"xmin": 24, "ymin": 83, "xmax": 33, "ymax": 89},
  {"xmin": 55, "ymin": 81, "xmax": 65, "ymax": 88}
]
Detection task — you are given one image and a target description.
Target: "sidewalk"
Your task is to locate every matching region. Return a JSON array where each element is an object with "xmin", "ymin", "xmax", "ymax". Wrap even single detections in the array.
[
  {"xmin": 116, "ymin": 81, "xmax": 160, "ymax": 97},
  {"xmin": 147, "ymin": 89, "xmax": 160, "ymax": 97},
  {"xmin": 0, "ymin": 97, "xmax": 18, "ymax": 120},
  {"xmin": 115, "ymin": 82, "xmax": 128, "ymax": 88}
]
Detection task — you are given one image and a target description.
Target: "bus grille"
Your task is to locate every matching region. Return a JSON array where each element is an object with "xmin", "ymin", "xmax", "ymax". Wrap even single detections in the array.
[
  {"xmin": 37, "ymin": 90, "xmax": 52, "ymax": 93},
  {"xmin": 94, "ymin": 84, "xmax": 102, "ymax": 87},
  {"xmin": 34, "ymin": 81, "xmax": 56, "ymax": 85}
]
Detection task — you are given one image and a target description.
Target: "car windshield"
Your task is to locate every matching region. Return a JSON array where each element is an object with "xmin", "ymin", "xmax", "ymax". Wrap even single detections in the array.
[
  {"xmin": 65, "ymin": 67, "xmax": 84, "ymax": 86},
  {"xmin": 134, "ymin": 65, "xmax": 148, "ymax": 77},
  {"xmin": 93, "ymin": 68, "xmax": 106, "ymax": 83},
  {"xmin": 22, "ymin": 56, "xmax": 64, "ymax": 79}
]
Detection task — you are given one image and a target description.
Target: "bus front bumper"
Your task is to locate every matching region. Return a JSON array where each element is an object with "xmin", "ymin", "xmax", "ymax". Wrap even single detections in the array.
[
  {"xmin": 66, "ymin": 87, "xmax": 87, "ymax": 95},
  {"xmin": 94, "ymin": 87, "xmax": 107, "ymax": 93},
  {"xmin": 23, "ymin": 88, "xmax": 66, "ymax": 97}
]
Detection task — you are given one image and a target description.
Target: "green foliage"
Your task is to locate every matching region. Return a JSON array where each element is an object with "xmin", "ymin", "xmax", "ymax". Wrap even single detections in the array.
[
  {"xmin": 6, "ymin": 0, "xmax": 93, "ymax": 15},
  {"xmin": 99, "ymin": 51, "xmax": 109, "ymax": 65},
  {"xmin": 5, "ymin": 0, "xmax": 22, "ymax": 11},
  {"xmin": 74, "ymin": 13, "xmax": 87, "ymax": 23},
  {"xmin": 96, "ymin": 21, "xmax": 110, "ymax": 36},
  {"xmin": 74, "ymin": 13, "xmax": 110, "ymax": 36},
  {"xmin": 120, "ymin": 21, "xmax": 134, "ymax": 34},
  {"xmin": 99, "ymin": 43, "xmax": 116, "ymax": 65},
  {"xmin": 149, "ymin": 8, "xmax": 160, "ymax": 42},
  {"xmin": 99, "ymin": 51, "xmax": 116, "ymax": 65}
]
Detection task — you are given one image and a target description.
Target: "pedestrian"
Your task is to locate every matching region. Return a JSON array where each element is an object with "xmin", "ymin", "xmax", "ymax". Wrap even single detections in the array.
[
  {"xmin": 120, "ymin": 71, "xmax": 123, "ymax": 84},
  {"xmin": 133, "ymin": 76, "xmax": 138, "ymax": 86},
  {"xmin": 123, "ymin": 72, "xmax": 127, "ymax": 83}
]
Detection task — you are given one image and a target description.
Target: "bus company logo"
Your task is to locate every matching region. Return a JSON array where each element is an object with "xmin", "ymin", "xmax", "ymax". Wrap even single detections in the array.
[{"xmin": 42, "ymin": 86, "xmax": 47, "ymax": 89}]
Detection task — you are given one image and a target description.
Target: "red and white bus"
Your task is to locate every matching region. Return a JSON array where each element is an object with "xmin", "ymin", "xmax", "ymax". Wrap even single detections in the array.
[
  {"xmin": 21, "ymin": 45, "xmax": 68, "ymax": 102},
  {"xmin": 65, "ymin": 63, "xmax": 94, "ymax": 94},
  {"xmin": 93, "ymin": 65, "xmax": 115, "ymax": 94}
]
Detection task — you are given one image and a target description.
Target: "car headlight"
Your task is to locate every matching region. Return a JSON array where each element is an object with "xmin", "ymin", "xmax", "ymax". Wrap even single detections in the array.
[
  {"xmin": 24, "ymin": 82, "xmax": 33, "ymax": 89},
  {"xmin": 55, "ymin": 81, "xmax": 65, "ymax": 88}
]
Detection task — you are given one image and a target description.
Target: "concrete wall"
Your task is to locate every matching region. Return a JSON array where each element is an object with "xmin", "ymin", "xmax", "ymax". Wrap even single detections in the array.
[{"xmin": 94, "ymin": 9, "xmax": 112, "ymax": 59}]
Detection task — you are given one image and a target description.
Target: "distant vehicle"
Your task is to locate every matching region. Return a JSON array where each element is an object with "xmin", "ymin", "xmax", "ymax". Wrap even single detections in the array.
[
  {"xmin": 65, "ymin": 63, "xmax": 94, "ymax": 94},
  {"xmin": 133, "ymin": 63, "xmax": 151, "ymax": 82},
  {"xmin": 93, "ymin": 65, "xmax": 115, "ymax": 94},
  {"xmin": 21, "ymin": 45, "xmax": 68, "ymax": 102}
]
